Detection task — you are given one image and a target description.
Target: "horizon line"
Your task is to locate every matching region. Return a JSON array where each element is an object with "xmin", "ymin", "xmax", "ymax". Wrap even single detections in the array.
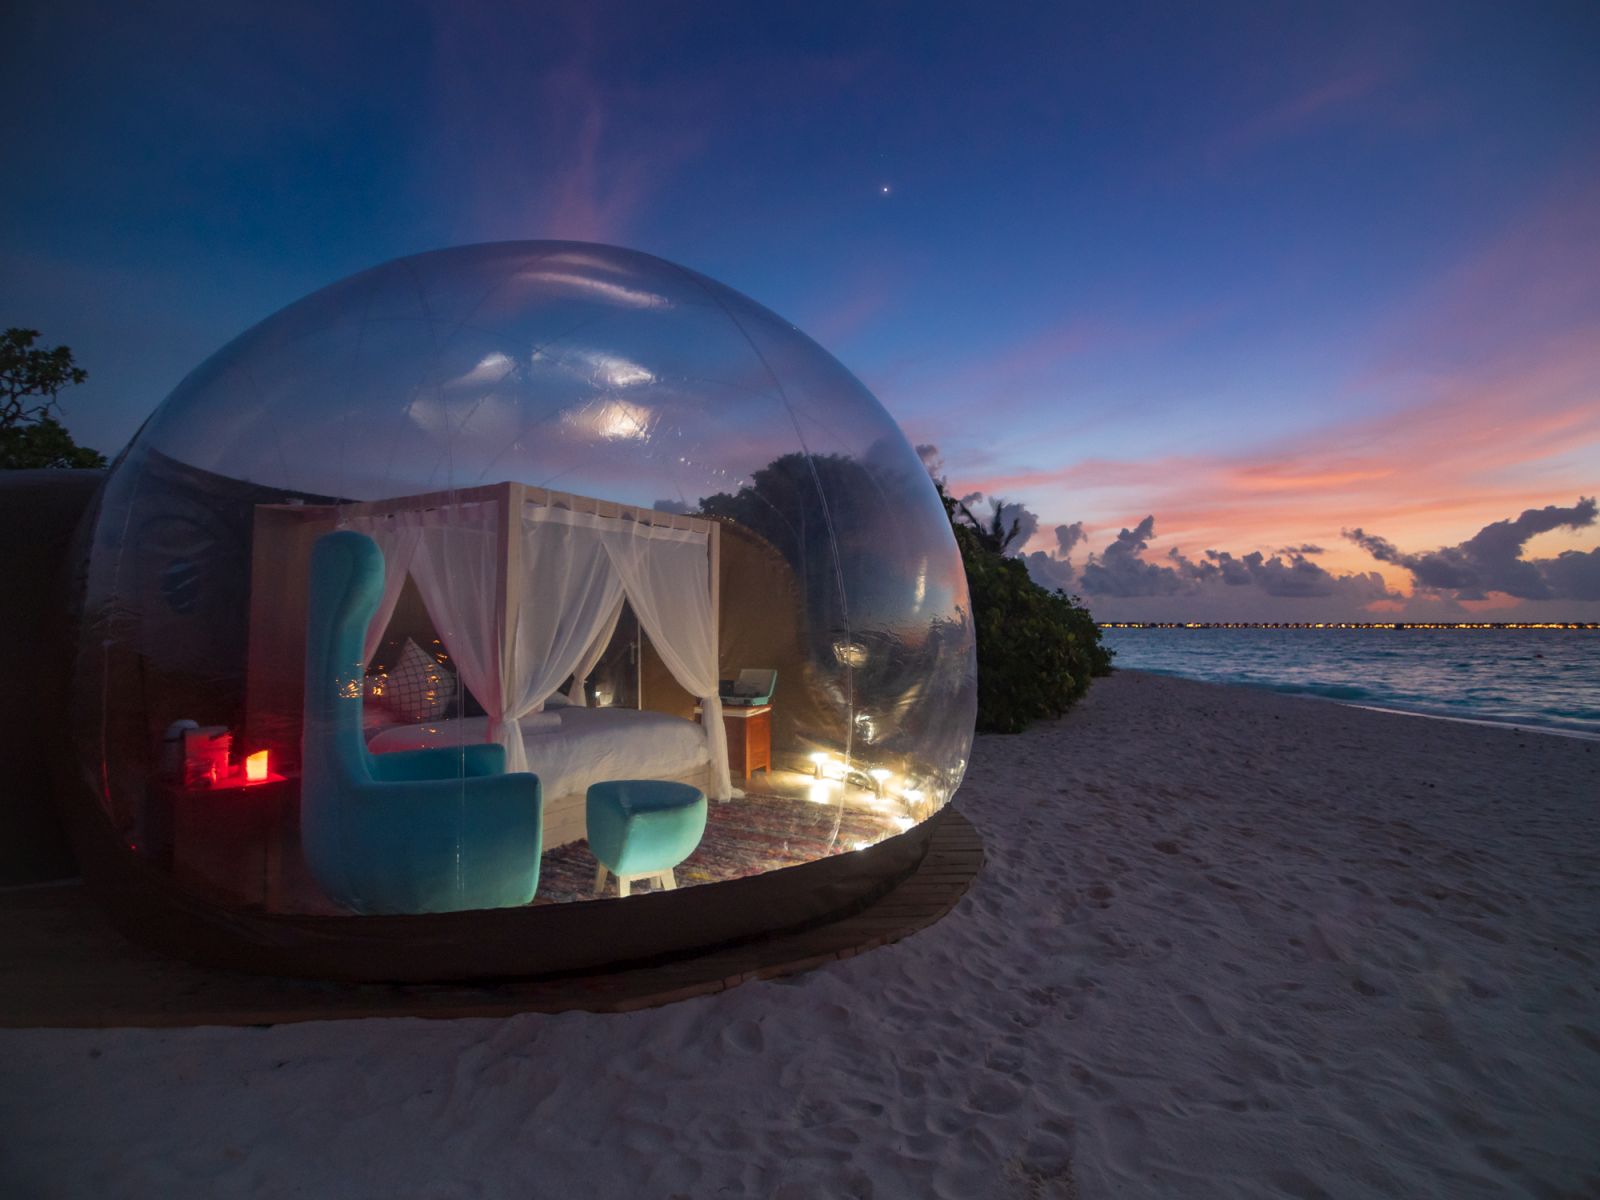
[{"xmin": 1098, "ymin": 621, "xmax": 1598, "ymax": 630}]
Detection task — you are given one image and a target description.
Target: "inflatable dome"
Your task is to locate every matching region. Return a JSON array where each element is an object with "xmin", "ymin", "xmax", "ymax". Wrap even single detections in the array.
[{"xmin": 66, "ymin": 241, "xmax": 976, "ymax": 979}]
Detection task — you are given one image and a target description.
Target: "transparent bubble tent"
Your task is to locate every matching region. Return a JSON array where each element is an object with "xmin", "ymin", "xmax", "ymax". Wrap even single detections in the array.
[{"xmin": 65, "ymin": 242, "xmax": 976, "ymax": 980}]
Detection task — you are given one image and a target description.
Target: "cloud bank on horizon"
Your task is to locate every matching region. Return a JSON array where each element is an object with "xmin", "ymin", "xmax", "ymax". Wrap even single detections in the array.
[
  {"xmin": 1345, "ymin": 498, "xmax": 1600, "ymax": 605},
  {"xmin": 928, "ymin": 432, "xmax": 1598, "ymax": 620},
  {"xmin": 1018, "ymin": 497, "xmax": 1600, "ymax": 621}
]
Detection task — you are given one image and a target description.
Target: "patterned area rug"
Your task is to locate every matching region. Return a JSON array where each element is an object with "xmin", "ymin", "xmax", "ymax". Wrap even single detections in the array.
[{"xmin": 534, "ymin": 791, "xmax": 898, "ymax": 904}]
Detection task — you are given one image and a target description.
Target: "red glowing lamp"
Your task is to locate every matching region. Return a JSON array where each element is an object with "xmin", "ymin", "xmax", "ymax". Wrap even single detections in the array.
[{"xmin": 244, "ymin": 750, "xmax": 270, "ymax": 783}]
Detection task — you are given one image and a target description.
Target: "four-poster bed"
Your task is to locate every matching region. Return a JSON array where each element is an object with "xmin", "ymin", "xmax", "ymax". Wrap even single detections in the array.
[{"xmin": 246, "ymin": 481, "xmax": 731, "ymax": 849}]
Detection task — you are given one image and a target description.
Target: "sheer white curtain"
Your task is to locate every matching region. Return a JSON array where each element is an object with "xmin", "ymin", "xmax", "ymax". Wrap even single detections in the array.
[
  {"xmin": 563, "ymin": 594, "xmax": 626, "ymax": 706},
  {"xmin": 597, "ymin": 517, "xmax": 733, "ymax": 800},
  {"xmin": 393, "ymin": 504, "xmax": 617, "ymax": 775},
  {"xmin": 398, "ymin": 503, "xmax": 504, "ymax": 751},
  {"xmin": 505, "ymin": 514, "xmax": 627, "ymax": 742},
  {"xmin": 343, "ymin": 515, "xmax": 421, "ymax": 666},
  {"xmin": 343, "ymin": 497, "xmax": 730, "ymax": 795}
]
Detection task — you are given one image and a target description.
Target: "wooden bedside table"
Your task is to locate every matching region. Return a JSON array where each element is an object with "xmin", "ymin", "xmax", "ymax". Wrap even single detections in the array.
[
  {"xmin": 721, "ymin": 703, "xmax": 772, "ymax": 781},
  {"xmin": 151, "ymin": 773, "xmax": 295, "ymax": 908}
]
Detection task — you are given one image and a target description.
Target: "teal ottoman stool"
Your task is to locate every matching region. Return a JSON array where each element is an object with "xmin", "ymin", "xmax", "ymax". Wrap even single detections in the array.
[{"xmin": 586, "ymin": 780, "xmax": 709, "ymax": 898}]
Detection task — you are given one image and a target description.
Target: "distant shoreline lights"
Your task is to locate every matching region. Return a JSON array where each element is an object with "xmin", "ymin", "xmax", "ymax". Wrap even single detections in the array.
[{"xmin": 1099, "ymin": 622, "xmax": 1598, "ymax": 631}]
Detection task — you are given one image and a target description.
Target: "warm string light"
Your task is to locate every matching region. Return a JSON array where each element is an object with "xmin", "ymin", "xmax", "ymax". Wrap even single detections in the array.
[{"xmin": 805, "ymin": 753, "xmax": 938, "ymax": 831}]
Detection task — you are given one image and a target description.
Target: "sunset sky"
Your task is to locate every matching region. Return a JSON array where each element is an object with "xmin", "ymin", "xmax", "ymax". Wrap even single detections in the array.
[{"xmin": 3, "ymin": 1, "xmax": 1597, "ymax": 619}]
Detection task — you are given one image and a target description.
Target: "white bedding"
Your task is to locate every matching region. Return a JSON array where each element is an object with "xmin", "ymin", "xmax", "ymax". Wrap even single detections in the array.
[{"xmin": 366, "ymin": 706, "xmax": 711, "ymax": 801}]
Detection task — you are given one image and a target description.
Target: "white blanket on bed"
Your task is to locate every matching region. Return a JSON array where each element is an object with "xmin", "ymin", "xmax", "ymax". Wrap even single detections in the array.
[{"xmin": 366, "ymin": 707, "xmax": 711, "ymax": 800}]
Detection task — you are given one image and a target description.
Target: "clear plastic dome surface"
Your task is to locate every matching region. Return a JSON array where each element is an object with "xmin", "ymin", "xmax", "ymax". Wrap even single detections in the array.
[{"xmin": 73, "ymin": 241, "xmax": 976, "ymax": 918}]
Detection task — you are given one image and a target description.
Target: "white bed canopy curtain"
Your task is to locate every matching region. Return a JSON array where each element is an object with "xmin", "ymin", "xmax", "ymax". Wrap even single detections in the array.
[
  {"xmin": 345, "ymin": 486, "xmax": 731, "ymax": 800},
  {"xmin": 591, "ymin": 512, "xmax": 731, "ymax": 799},
  {"xmin": 562, "ymin": 596, "xmax": 625, "ymax": 707},
  {"xmin": 358, "ymin": 519, "xmax": 421, "ymax": 667}
]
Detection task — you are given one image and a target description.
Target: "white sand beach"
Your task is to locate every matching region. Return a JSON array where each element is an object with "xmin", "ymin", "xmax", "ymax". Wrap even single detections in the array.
[{"xmin": 3, "ymin": 670, "xmax": 1597, "ymax": 1199}]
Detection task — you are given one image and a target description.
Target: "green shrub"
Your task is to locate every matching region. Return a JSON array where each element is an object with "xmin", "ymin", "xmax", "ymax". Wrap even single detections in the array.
[{"xmin": 943, "ymin": 488, "xmax": 1112, "ymax": 733}]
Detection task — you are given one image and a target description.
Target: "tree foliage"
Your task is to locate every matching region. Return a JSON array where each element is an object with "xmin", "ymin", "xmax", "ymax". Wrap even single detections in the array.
[
  {"xmin": 0, "ymin": 328, "xmax": 104, "ymax": 469},
  {"xmin": 947, "ymin": 489, "xmax": 1027, "ymax": 555},
  {"xmin": 938, "ymin": 480, "xmax": 1113, "ymax": 733},
  {"xmin": 699, "ymin": 448, "xmax": 1111, "ymax": 735}
]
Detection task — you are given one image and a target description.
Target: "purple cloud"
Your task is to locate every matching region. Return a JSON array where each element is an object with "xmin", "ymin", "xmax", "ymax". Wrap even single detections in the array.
[
  {"xmin": 1036, "ymin": 514, "xmax": 1398, "ymax": 607},
  {"xmin": 1345, "ymin": 497, "xmax": 1598, "ymax": 600}
]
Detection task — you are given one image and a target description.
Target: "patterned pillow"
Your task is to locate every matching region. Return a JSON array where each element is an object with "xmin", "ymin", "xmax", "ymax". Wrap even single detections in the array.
[{"xmin": 381, "ymin": 638, "xmax": 457, "ymax": 722}]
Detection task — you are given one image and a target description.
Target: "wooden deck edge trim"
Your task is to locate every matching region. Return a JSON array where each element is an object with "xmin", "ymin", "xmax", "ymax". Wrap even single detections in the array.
[{"xmin": 0, "ymin": 810, "xmax": 984, "ymax": 1027}]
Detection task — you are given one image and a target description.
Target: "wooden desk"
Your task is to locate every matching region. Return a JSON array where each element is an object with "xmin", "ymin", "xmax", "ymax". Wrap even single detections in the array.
[{"xmin": 721, "ymin": 704, "xmax": 771, "ymax": 781}]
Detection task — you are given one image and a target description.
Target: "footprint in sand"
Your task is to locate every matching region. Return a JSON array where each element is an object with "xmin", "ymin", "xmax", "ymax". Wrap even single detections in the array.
[
  {"xmin": 1093, "ymin": 1103, "xmax": 1148, "ymax": 1178},
  {"xmin": 621, "ymin": 1118, "xmax": 678, "ymax": 1155},
  {"xmin": 1266, "ymin": 1166, "xmax": 1334, "ymax": 1198},
  {"xmin": 1565, "ymin": 1024, "xmax": 1600, "ymax": 1056},
  {"xmin": 1350, "ymin": 974, "xmax": 1385, "ymax": 997},
  {"xmin": 1068, "ymin": 1062, "xmax": 1115, "ymax": 1101},
  {"xmin": 987, "ymin": 1039, "xmax": 1027, "ymax": 1074},
  {"xmin": 1007, "ymin": 1154, "xmax": 1079, "ymax": 1198},
  {"xmin": 1025, "ymin": 984, "xmax": 1067, "ymax": 1008},
  {"xmin": 1456, "ymin": 919, "xmax": 1507, "ymax": 945},
  {"xmin": 722, "ymin": 1019, "xmax": 765, "ymax": 1055},
  {"xmin": 1174, "ymin": 993, "xmax": 1225, "ymax": 1035},
  {"xmin": 969, "ymin": 1075, "xmax": 1026, "ymax": 1115}
]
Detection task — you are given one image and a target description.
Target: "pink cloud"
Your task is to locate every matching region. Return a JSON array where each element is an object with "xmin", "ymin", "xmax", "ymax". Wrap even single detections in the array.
[
  {"xmin": 419, "ymin": 7, "xmax": 704, "ymax": 245},
  {"xmin": 1241, "ymin": 69, "xmax": 1382, "ymax": 138},
  {"xmin": 893, "ymin": 300, "xmax": 1236, "ymax": 452},
  {"xmin": 1363, "ymin": 169, "xmax": 1600, "ymax": 376},
  {"xmin": 794, "ymin": 265, "xmax": 900, "ymax": 347},
  {"xmin": 961, "ymin": 318, "xmax": 1117, "ymax": 386},
  {"xmin": 1208, "ymin": 48, "xmax": 1400, "ymax": 166}
]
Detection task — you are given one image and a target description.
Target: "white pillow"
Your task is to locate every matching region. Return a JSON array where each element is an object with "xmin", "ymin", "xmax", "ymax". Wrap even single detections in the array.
[{"xmin": 383, "ymin": 638, "xmax": 457, "ymax": 722}]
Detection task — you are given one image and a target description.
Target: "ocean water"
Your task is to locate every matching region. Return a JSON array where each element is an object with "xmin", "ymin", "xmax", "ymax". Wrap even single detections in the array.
[{"xmin": 1100, "ymin": 628, "xmax": 1600, "ymax": 738}]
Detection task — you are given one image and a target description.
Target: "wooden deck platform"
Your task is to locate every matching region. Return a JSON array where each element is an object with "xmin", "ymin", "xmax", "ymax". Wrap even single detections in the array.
[{"xmin": 0, "ymin": 810, "xmax": 982, "ymax": 1027}]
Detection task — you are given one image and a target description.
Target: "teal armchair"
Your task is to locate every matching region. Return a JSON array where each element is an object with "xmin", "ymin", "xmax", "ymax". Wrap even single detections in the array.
[{"xmin": 300, "ymin": 530, "xmax": 542, "ymax": 914}]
